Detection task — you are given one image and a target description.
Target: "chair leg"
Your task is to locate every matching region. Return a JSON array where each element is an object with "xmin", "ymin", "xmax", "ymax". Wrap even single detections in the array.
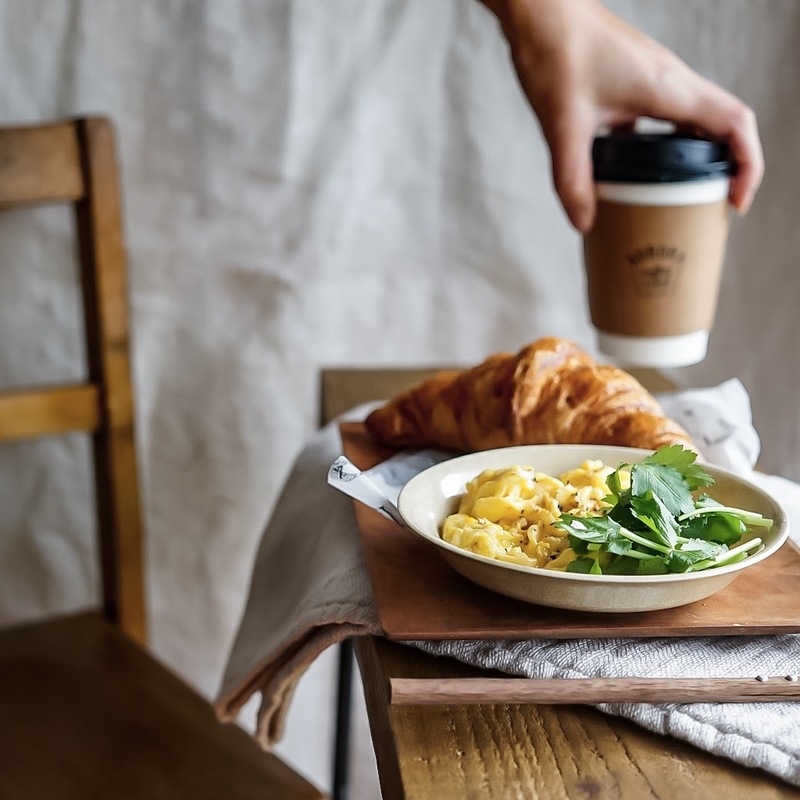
[{"xmin": 332, "ymin": 639, "xmax": 354, "ymax": 800}]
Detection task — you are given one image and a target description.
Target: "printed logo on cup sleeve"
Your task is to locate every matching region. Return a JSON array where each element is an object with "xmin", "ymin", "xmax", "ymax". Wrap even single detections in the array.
[{"xmin": 627, "ymin": 244, "xmax": 686, "ymax": 297}]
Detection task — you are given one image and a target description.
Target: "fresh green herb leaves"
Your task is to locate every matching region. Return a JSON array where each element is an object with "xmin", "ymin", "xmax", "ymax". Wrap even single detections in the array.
[
  {"xmin": 630, "ymin": 491, "xmax": 680, "ymax": 547},
  {"xmin": 555, "ymin": 445, "xmax": 770, "ymax": 576},
  {"xmin": 643, "ymin": 444, "xmax": 717, "ymax": 491}
]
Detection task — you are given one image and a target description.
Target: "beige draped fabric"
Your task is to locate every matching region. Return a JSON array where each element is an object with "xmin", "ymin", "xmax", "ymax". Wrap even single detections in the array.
[{"xmin": 0, "ymin": 0, "xmax": 797, "ymax": 792}]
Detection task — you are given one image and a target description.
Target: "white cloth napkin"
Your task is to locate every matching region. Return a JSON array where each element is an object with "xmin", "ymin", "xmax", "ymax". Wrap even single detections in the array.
[{"xmin": 217, "ymin": 380, "xmax": 800, "ymax": 786}]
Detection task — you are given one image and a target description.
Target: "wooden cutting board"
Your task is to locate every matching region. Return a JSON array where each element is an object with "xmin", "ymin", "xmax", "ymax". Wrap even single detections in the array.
[{"xmin": 341, "ymin": 421, "xmax": 800, "ymax": 641}]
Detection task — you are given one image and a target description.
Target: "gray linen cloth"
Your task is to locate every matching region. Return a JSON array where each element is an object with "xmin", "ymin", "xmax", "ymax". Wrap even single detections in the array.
[{"xmin": 216, "ymin": 381, "xmax": 800, "ymax": 786}]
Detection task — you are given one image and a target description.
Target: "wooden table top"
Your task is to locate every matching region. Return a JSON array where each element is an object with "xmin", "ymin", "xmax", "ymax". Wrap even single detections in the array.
[
  {"xmin": 323, "ymin": 364, "xmax": 800, "ymax": 798},
  {"xmin": 356, "ymin": 636, "xmax": 800, "ymax": 800}
]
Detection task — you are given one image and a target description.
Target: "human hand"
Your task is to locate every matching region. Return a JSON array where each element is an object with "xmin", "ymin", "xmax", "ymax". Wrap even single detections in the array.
[{"xmin": 481, "ymin": 0, "xmax": 764, "ymax": 231}]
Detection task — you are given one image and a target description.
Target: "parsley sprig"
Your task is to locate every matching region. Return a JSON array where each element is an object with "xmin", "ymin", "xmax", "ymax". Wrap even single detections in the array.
[{"xmin": 555, "ymin": 445, "xmax": 772, "ymax": 576}]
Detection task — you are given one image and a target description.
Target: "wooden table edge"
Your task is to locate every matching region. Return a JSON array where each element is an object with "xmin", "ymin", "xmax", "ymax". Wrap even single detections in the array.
[{"xmin": 355, "ymin": 636, "xmax": 800, "ymax": 800}]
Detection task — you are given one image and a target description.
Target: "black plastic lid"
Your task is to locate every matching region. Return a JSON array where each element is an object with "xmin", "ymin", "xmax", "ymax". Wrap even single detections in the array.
[{"xmin": 592, "ymin": 132, "xmax": 733, "ymax": 183}]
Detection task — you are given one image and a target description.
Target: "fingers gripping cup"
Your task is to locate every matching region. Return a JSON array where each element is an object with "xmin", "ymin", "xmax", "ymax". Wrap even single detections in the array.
[{"xmin": 583, "ymin": 132, "xmax": 733, "ymax": 367}]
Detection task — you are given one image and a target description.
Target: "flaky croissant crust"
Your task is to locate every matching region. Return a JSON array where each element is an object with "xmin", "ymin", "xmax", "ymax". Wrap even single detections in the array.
[{"xmin": 364, "ymin": 337, "xmax": 695, "ymax": 453}]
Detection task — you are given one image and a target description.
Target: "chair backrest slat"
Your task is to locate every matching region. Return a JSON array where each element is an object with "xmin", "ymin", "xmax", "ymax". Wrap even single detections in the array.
[
  {"xmin": 0, "ymin": 122, "xmax": 84, "ymax": 205},
  {"xmin": 0, "ymin": 385, "xmax": 100, "ymax": 442},
  {"xmin": 0, "ymin": 117, "xmax": 146, "ymax": 645}
]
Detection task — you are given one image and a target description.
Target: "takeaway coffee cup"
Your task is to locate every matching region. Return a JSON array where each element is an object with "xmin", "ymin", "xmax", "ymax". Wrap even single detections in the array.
[{"xmin": 583, "ymin": 132, "xmax": 733, "ymax": 367}]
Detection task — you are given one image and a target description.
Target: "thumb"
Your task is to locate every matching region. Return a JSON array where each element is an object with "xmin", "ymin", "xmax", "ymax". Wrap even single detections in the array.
[{"xmin": 545, "ymin": 112, "xmax": 597, "ymax": 232}]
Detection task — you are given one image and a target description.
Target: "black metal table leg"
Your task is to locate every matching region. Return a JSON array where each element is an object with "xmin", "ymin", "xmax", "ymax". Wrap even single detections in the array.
[{"xmin": 332, "ymin": 638, "xmax": 354, "ymax": 800}]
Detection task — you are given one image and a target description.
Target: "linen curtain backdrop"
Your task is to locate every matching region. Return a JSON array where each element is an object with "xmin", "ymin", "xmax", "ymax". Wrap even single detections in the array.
[{"xmin": 0, "ymin": 0, "xmax": 797, "ymax": 793}]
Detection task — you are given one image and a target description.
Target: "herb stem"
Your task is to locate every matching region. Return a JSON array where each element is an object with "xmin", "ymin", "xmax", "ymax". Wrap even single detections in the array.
[
  {"xmin": 618, "ymin": 527, "xmax": 672, "ymax": 555},
  {"xmin": 678, "ymin": 505, "xmax": 773, "ymax": 528},
  {"xmin": 716, "ymin": 537, "xmax": 763, "ymax": 561},
  {"xmin": 687, "ymin": 537, "xmax": 763, "ymax": 572},
  {"xmin": 618, "ymin": 549, "xmax": 656, "ymax": 561}
]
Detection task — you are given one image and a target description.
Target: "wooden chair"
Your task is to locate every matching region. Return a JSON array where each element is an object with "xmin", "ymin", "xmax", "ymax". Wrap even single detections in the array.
[
  {"xmin": 0, "ymin": 117, "xmax": 324, "ymax": 800},
  {"xmin": 319, "ymin": 366, "xmax": 800, "ymax": 800}
]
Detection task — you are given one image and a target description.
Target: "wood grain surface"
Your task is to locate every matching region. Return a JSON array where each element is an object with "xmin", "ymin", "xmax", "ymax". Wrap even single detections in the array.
[
  {"xmin": 0, "ymin": 614, "xmax": 324, "ymax": 800},
  {"xmin": 0, "ymin": 384, "xmax": 100, "ymax": 442},
  {"xmin": 390, "ymin": 676, "xmax": 800, "ymax": 706},
  {"xmin": 75, "ymin": 116, "xmax": 147, "ymax": 644},
  {"xmin": 358, "ymin": 636, "xmax": 800, "ymax": 800},
  {"xmin": 340, "ymin": 421, "xmax": 800, "ymax": 642},
  {"xmin": 0, "ymin": 121, "xmax": 83, "ymax": 204}
]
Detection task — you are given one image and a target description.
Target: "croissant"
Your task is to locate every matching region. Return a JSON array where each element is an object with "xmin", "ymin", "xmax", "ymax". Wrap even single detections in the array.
[{"xmin": 364, "ymin": 337, "xmax": 695, "ymax": 453}]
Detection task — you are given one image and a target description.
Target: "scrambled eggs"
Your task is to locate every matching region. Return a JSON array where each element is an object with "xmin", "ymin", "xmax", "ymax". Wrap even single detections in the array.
[{"xmin": 441, "ymin": 461, "xmax": 618, "ymax": 570}]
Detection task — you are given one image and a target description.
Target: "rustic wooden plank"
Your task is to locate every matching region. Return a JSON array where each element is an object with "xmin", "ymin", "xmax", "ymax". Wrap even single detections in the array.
[
  {"xmin": 0, "ymin": 613, "xmax": 325, "ymax": 800},
  {"xmin": 390, "ymin": 676, "xmax": 800, "ymax": 706},
  {"xmin": 75, "ymin": 117, "xmax": 146, "ymax": 645},
  {"xmin": 355, "ymin": 637, "xmax": 420, "ymax": 800},
  {"xmin": 0, "ymin": 121, "xmax": 83, "ymax": 205},
  {"xmin": 358, "ymin": 636, "xmax": 800, "ymax": 800},
  {"xmin": 0, "ymin": 384, "xmax": 100, "ymax": 441}
]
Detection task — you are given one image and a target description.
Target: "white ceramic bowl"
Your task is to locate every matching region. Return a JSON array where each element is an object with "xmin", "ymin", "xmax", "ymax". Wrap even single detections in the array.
[{"xmin": 396, "ymin": 444, "xmax": 789, "ymax": 613}]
